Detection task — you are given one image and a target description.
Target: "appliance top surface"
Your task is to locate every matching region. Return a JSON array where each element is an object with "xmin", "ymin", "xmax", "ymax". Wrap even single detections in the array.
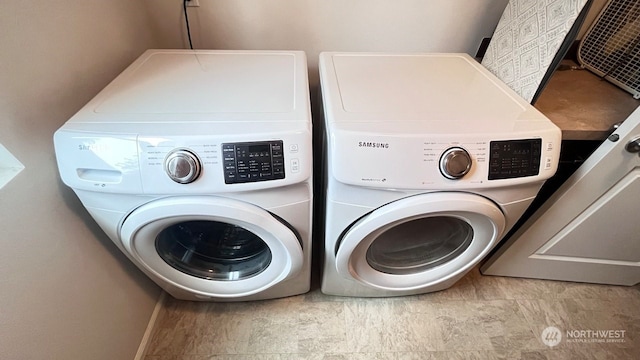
[
  {"xmin": 66, "ymin": 50, "xmax": 310, "ymax": 125},
  {"xmin": 320, "ymin": 52, "xmax": 555, "ymax": 133}
]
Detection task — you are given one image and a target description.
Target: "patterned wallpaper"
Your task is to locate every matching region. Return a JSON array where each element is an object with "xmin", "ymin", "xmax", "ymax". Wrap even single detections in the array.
[{"xmin": 482, "ymin": 0, "xmax": 589, "ymax": 103}]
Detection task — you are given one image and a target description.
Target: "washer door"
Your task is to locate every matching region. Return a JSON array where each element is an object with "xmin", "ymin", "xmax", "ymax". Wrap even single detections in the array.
[
  {"xmin": 335, "ymin": 192, "xmax": 505, "ymax": 291},
  {"xmin": 119, "ymin": 196, "xmax": 303, "ymax": 298}
]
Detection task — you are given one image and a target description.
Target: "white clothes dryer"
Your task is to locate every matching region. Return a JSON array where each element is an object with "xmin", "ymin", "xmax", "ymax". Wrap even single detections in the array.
[
  {"xmin": 54, "ymin": 50, "xmax": 312, "ymax": 301},
  {"xmin": 318, "ymin": 52, "xmax": 561, "ymax": 297}
]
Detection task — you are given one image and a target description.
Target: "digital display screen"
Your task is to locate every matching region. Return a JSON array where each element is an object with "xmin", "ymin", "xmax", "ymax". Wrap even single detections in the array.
[
  {"xmin": 222, "ymin": 141, "xmax": 285, "ymax": 184},
  {"xmin": 248, "ymin": 144, "xmax": 270, "ymax": 154},
  {"xmin": 488, "ymin": 139, "xmax": 541, "ymax": 180}
]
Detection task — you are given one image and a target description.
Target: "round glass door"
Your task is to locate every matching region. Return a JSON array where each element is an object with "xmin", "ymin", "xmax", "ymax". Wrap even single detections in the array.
[
  {"xmin": 335, "ymin": 192, "xmax": 505, "ymax": 291},
  {"xmin": 119, "ymin": 196, "xmax": 303, "ymax": 298},
  {"xmin": 156, "ymin": 220, "xmax": 272, "ymax": 281},
  {"xmin": 366, "ymin": 216, "xmax": 474, "ymax": 275}
]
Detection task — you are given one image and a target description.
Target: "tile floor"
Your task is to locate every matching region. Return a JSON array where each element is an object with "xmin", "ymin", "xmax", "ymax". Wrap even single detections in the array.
[
  {"xmin": 143, "ymin": 63, "xmax": 640, "ymax": 360},
  {"xmin": 143, "ymin": 266, "xmax": 640, "ymax": 359}
]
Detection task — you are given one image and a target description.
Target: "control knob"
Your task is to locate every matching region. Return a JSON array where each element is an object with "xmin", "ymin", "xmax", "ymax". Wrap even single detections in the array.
[
  {"xmin": 439, "ymin": 147, "xmax": 472, "ymax": 180},
  {"xmin": 164, "ymin": 149, "xmax": 201, "ymax": 184}
]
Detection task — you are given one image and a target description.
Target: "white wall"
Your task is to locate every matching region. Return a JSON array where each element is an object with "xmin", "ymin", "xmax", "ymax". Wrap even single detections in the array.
[
  {"xmin": 0, "ymin": 1, "xmax": 161, "ymax": 359},
  {"xmin": 145, "ymin": 0, "xmax": 510, "ymax": 86}
]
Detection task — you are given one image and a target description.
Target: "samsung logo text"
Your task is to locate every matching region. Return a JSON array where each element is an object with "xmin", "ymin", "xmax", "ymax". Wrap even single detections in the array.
[{"xmin": 358, "ymin": 141, "xmax": 389, "ymax": 149}]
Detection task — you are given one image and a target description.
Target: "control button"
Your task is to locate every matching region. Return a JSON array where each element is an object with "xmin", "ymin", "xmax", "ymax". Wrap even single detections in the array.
[
  {"xmin": 289, "ymin": 144, "xmax": 299, "ymax": 153},
  {"xmin": 544, "ymin": 157, "xmax": 553, "ymax": 170},
  {"xmin": 546, "ymin": 142, "xmax": 554, "ymax": 151},
  {"xmin": 439, "ymin": 147, "xmax": 472, "ymax": 180},
  {"xmin": 165, "ymin": 149, "xmax": 201, "ymax": 184},
  {"xmin": 291, "ymin": 158, "xmax": 300, "ymax": 173}
]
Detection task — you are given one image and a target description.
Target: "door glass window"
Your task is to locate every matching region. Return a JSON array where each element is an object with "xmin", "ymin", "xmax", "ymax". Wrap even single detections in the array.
[
  {"xmin": 366, "ymin": 216, "xmax": 473, "ymax": 275},
  {"xmin": 156, "ymin": 220, "xmax": 272, "ymax": 281}
]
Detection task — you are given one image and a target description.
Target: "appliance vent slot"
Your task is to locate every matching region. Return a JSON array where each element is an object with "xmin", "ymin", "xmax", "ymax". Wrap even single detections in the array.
[{"xmin": 578, "ymin": 0, "xmax": 640, "ymax": 99}]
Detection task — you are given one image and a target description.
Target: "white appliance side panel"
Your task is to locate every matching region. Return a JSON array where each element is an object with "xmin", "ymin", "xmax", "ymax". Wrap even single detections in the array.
[{"xmin": 481, "ymin": 106, "xmax": 640, "ymax": 286}]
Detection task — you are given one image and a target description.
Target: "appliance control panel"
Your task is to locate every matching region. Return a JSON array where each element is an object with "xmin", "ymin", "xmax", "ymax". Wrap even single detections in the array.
[
  {"xmin": 488, "ymin": 139, "xmax": 542, "ymax": 180},
  {"xmin": 135, "ymin": 133, "xmax": 308, "ymax": 193},
  {"xmin": 330, "ymin": 129, "xmax": 560, "ymax": 189},
  {"xmin": 54, "ymin": 130, "xmax": 310, "ymax": 194},
  {"xmin": 222, "ymin": 140, "xmax": 285, "ymax": 184}
]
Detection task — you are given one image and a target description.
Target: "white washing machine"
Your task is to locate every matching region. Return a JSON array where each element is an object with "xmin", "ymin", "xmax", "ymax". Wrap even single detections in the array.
[
  {"xmin": 318, "ymin": 52, "xmax": 561, "ymax": 297},
  {"xmin": 54, "ymin": 50, "xmax": 312, "ymax": 301}
]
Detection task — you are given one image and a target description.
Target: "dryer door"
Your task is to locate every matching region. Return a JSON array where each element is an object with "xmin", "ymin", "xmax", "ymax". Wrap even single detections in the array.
[
  {"xmin": 119, "ymin": 196, "xmax": 303, "ymax": 298},
  {"xmin": 335, "ymin": 192, "xmax": 505, "ymax": 291}
]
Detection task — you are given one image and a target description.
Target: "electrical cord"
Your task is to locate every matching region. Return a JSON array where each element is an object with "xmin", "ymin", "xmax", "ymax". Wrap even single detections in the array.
[{"xmin": 183, "ymin": 0, "xmax": 194, "ymax": 49}]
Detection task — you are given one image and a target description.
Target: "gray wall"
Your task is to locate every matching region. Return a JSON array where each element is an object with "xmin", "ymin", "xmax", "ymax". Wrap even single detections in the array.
[
  {"xmin": 144, "ymin": 0, "xmax": 511, "ymax": 86},
  {"xmin": 0, "ymin": 1, "xmax": 161, "ymax": 359}
]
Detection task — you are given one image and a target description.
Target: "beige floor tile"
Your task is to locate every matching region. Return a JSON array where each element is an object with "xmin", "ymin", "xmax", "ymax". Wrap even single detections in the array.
[
  {"xmin": 520, "ymin": 344, "xmax": 640, "ymax": 360},
  {"xmin": 145, "ymin": 273, "xmax": 640, "ymax": 358},
  {"xmin": 476, "ymin": 274, "xmax": 568, "ymax": 301},
  {"xmin": 381, "ymin": 301, "xmax": 443, "ymax": 352},
  {"xmin": 297, "ymin": 301, "xmax": 349, "ymax": 353},
  {"xmin": 244, "ymin": 306, "xmax": 300, "ymax": 354},
  {"xmin": 553, "ymin": 281, "xmax": 640, "ymax": 300},
  {"xmin": 145, "ymin": 328, "xmax": 191, "ymax": 356},
  {"xmin": 409, "ymin": 299, "xmax": 541, "ymax": 352},
  {"xmin": 429, "ymin": 350, "xmax": 513, "ymax": 360},
  {"xmin": 343, "ymin": 300, "xmax": 389, "ymax": 352},
  {"xmin": 516, "ymin": 297, "xmax": 640, "ymax": 353},
  {"xmin": 348, "ymin": 352, "xmax": 434, "ymax": 360},
  {"xmin": 245, "ymin": 319, "xmax": 299, "ymax": 354},
  {"xmin": 144, "ymin": 283, "xmax": 640, "ymax": 359}
]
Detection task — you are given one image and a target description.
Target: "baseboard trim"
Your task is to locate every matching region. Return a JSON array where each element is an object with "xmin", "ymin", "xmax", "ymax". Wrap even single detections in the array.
[{"xmin": 134, "ymin": 291, "xmax": 167, "ymax": 360}]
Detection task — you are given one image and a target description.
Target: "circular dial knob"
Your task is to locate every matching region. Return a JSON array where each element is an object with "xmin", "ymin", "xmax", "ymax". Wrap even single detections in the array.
[
  {"xmin": 164, "ymin": 149, "xmax": 201, "ymax": 184},
  {"xmin": 439, "ymin": 147, "xmax": 472, "ymax": 180}
]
